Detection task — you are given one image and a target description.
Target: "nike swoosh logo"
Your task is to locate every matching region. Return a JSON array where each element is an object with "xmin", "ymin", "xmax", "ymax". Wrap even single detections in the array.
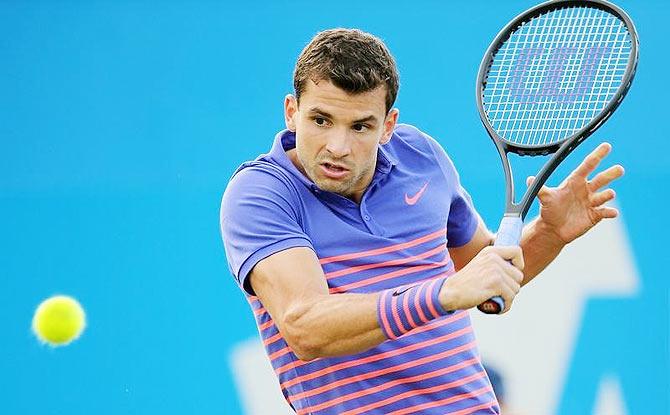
[
  {"xmin": 392, "ymin": 286, "xmax": 412, "ymax": 296},
  {"xmin": 405, "ymin": 181, "xmax": 429, "ymax": 206}
]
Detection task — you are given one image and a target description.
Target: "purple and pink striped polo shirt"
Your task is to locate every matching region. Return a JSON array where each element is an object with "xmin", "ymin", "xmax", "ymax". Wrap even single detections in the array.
[{"xmin": 220, "ymin": 124, "xmax": 499, "ymax": 414}]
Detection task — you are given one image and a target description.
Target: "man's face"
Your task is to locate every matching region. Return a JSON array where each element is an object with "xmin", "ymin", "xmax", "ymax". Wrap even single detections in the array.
[{"xmin": 284, "ymin": 79, "xmax": 398, "ymax": 202}]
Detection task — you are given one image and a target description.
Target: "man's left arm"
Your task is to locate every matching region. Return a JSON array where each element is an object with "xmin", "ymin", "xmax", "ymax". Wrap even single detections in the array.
[{"xmin": 450, "ymin": 142, "xmax": 624, "ymax": 286}]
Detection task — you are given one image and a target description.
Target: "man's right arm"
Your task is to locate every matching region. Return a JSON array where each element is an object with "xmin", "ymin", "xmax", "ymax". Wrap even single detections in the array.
[
  {"xmin": 249, "ymin": 244, "xmax": 525, "ymax": 361},
  {"xmin": 250, "ymin": 247, "xmax": 385, "ymax": 361}
]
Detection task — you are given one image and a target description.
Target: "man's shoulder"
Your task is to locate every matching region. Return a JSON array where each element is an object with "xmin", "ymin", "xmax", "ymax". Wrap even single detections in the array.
[
  {"xmin": 223, "ymin": 159, "xmax": 300, "ymax": 206},
  {"xmin": 231, "ymin": 159, "xmax": 292, "ymax": 183},
  {"xmin": 390, "ymin": 123, "xmax": 461, "ymax": 180},
  {"xmin": 390, "ymin": 123, "xmax": 445, "ymax": 160},
  {"xmin": 393, "ymin": 123, "xmax": 428, "ymax": 143}
]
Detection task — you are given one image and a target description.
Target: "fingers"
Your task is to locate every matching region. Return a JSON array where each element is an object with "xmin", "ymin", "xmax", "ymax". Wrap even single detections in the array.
[
  {"xmin": 526, "ymin": 175, "xmax": 550, "ymax": 199},
  {"xmin": 499, "ymin": 284, "xmax": 518, "ymax": 314},
  {"xmin": 487, "ymin": 247, "xmax": 524, "ymax": 314},
  {"xmin": 573, "ymin": 142, "xmax": 612, "ymax": 179},
  {"xmin": 466, "ymin": 247, "xmax": 526, "ymax": 313},
  {"xmin": 489, "ymin": 245, "xmax": 525, "ymax": 271},
  {"xmin": 591, "ymin": 188, "xmax": 616, "ymax": 207},
  {"xmin": 589, "ymin": 164, "xmax": 625, "ymax": 191},
  {"xmin": 497, "ymin": 265, "xmax": 522, "ymax": 313},
  {"xmin": 483, "ymin": 253, "xmax": 522, "ymax": 314},
  {"xmin": 594, "ymin": 206, "xmax": 619, "ymax": 219},
  {"xmin": 493, "ymin": 255, "xmax": 524, "ymax": 284}
]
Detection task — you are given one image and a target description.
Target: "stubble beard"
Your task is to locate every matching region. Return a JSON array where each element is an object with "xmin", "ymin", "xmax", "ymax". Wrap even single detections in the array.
[{"xmin": 301, "ymin": 154, "xmax": 373, "ymax": 200}]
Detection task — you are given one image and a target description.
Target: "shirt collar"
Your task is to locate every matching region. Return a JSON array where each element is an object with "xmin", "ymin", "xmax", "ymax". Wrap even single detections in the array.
[
  {"xmin": 265, "ymin": 130, "xmax": 314, "ymax": 189},
  {"xmin": 377, "ymin": 138, "xmax": 397, "ymax": 174}
]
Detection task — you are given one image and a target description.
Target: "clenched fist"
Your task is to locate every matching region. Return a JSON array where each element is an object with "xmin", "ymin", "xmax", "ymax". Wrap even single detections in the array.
[{"xmin": 439, "ymin": 246, "xmax": 525, "ymax": 314}]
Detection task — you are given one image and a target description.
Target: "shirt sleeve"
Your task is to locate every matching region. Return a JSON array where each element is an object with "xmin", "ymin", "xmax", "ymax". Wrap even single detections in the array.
[
  {"xmin": 220, "ymin": 162, "xmax": 314, "ymax": 295},
  {"xmin": 423, "ymin": 133, "xmax": 480, "ymax": 248}
]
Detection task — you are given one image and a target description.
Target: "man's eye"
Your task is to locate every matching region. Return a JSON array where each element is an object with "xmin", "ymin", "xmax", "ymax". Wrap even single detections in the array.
[
  {"xmin": 314, "ymin": 117, "xmax": 327, "ymax": 126},
  {"xmin": 353, "ymin": 124, "xmax": 368, "ymax": 132}
]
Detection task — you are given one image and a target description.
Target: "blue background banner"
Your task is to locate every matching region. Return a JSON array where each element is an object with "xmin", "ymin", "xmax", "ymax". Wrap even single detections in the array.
[{"xmin": 1, "ymin": 1, "xmax": 667, "ymax": 413}]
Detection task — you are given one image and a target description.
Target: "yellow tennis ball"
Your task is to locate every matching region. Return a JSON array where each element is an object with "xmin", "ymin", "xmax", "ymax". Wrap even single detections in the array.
[{"xmin": 32, "ymin": 295, "xmax": 86, "ymax": 346}]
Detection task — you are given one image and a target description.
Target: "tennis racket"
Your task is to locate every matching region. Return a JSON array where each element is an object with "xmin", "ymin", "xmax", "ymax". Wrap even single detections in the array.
[{"xmin": 475, "ymin": 0, "xmax": 639, "ymax": 314}]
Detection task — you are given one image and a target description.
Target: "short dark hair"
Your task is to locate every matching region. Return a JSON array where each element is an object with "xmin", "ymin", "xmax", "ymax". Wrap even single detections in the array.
[{"xmin": 293, "ymin": 28, "xmax": 400, "ymax": 114}]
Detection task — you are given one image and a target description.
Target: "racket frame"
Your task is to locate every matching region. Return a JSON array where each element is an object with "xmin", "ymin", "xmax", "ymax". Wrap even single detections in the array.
[
  {"xmin": 474, "ymin": 0, "xmax": 639, "ymax": 314},
  {"xmin": 475, "ymin": 0, "xmax": 639, "ymax": 219}
]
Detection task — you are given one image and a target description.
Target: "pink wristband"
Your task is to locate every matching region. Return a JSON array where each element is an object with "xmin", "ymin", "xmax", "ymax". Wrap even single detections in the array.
[{"xmin": 377, "ymin": 276, "xmax": 451, "ymax": 340}]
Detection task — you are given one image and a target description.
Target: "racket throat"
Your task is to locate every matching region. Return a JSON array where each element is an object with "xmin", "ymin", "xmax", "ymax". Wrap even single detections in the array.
[{"xmin": 494, "ymin": 215, "xmax": 523, "ymax": 247}]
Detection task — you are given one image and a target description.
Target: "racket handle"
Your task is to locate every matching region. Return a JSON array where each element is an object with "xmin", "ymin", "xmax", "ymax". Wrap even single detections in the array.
[
  {"xmin": 477, "ymin": 215, "xmax": 523, "ymax": 315},
  {"xmin": 478, "ymin": 297, "xmax": 505, "ymax": 314}
]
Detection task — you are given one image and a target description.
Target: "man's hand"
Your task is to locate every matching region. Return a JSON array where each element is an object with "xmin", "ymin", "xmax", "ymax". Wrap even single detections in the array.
[
  {"xmin": 440, "ymin": 246, "xmax": 525, "ymax": 313},
  {"xmin": 530, "ymin": 142, "xmax": 624, "ymax": 245}
]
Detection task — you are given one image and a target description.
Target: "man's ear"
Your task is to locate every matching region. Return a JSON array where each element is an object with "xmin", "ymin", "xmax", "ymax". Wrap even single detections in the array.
[
  {"xmin": 285, "ymin": 94, "xmax": 298, "ymax": 132},
  {"xmin": 380, "ymin": 108, "xmax": 399, "ymax": 144}
]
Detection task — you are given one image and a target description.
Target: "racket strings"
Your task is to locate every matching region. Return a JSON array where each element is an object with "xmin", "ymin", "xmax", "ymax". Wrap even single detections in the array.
[{"xmin": 483, "ymin": 6, "xmax": 633, "ymax": 147}]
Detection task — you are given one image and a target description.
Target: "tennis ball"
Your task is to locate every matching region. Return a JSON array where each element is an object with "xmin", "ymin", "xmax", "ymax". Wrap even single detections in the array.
[{"xmin": 32, "ymin": 295, "xmax": 86, "ymax": 346}]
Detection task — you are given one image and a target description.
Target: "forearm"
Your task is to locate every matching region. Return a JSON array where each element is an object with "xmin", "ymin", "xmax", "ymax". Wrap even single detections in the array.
[
  {"xmin": 282, "ymin": 292, "xmax": 386, "ymax": 360},
  {"xmin": 519, "ymin": 217, "xmax": 566, "ymax": 285},
  {"xmin": 283, "ymin": 277, "xmax": 449, "ymax": 360}
]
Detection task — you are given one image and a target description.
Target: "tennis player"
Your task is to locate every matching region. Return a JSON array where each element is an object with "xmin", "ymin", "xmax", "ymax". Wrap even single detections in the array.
[{"xmin": 220, "ymin": 29, "xmax": 623, "ymax": 414}]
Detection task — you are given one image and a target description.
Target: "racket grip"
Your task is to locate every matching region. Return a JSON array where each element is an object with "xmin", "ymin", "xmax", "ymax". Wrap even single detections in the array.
[
  {"xmin": 477, "ymin": 215, "xmax": 523, "ymax": 315},
  {"xmin": 478, "ymin": 297, "xmax": 505, "ymax": 314}
]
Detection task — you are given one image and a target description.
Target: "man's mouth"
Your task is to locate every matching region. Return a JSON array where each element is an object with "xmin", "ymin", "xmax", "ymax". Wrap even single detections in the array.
[
  {"xmin": 320, "ymin": 162, "xmax": 350, "ymax": 179},
  {"xmin": 322, "ymin": 162, "xmax": 348, "ymax": 172}
]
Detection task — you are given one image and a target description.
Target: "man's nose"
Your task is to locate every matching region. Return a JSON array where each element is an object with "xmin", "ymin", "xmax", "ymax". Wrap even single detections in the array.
[{"xmin": 325, "ymin": 134, "xmax": 352, "ymax": 158}]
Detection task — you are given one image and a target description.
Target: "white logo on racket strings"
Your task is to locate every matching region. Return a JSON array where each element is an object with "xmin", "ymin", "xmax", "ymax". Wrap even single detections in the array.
[{"xmin": 507, "ymin": 46, "xmax": 610, "ymax": 104}]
